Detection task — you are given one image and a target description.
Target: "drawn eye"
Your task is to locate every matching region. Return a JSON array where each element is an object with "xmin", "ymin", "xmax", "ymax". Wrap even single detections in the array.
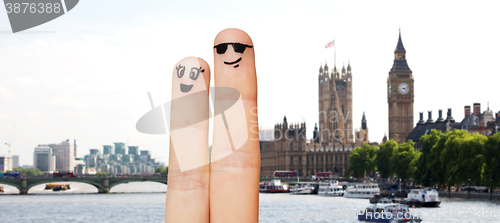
[
  {"xmin": 176, "ymin": 64, "xmax": 185, "ymax": 78},
  {"xmin": 189, "ymin": 67, "xmax": 201, "ymax": 80}
]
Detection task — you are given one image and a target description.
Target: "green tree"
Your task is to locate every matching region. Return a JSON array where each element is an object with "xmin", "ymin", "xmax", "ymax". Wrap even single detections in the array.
[
  {"xmin": 12, "ymin": 167, "xmax": 43, "ymax": 176},
  {"xmin": 390, "ymin": 140, "xmax": 417, "ymax": 182},
  {"xmin": 155, "ymin": 166, "xmax": 168, "ymax": 176},
  {"xmin": 409, "ymin": 150, "xmax": 421, "ymax": 180},
  {"xmin": 161, "ymin": 166, "xmax": 168, "ymax": 175},
  {"xmin": 413, "ymin": 129, "xmax": 441, "ymax": 186},
  {"xmin": 348, "ymin": 144, "xmax": 377, "ymax": 178},
  {"xmin": 482, "ymin": 132, "xmax": 500, "ymax": 188},
  {"xmin": 376, "ymin": 140, "xmax": 397, "ymax": 179},
  {"xmin": 155, "ymin": 166, "xmax": 165, "ymax": 173},
  {"xmin": 440, "ymin": 130, "xmax": 468, "ymax": 186},
  {"xmin": 428, "ymin": 130, "xmax": 455, "ymax": 187},
  {"xmin": 441, "ymin": 130, "xmax": 486, "ymax": 186}
]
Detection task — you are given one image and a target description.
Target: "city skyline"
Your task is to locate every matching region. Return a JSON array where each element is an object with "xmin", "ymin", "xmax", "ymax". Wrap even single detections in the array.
[{"xmin": 0, "ymin": 1, "xmax": 499, "ymax": 165}]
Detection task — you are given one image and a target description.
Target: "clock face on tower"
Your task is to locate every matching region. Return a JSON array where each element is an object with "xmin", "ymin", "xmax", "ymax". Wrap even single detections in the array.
[{"xmin": 398, "ymin": 82, "xmax": 409, "ymax": 95}]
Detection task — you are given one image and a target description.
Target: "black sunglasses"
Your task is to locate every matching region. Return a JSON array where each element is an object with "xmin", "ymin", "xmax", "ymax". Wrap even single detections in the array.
[{"xmin": 214, "ymin": 42, "xmax": 253, "ymax": 54}]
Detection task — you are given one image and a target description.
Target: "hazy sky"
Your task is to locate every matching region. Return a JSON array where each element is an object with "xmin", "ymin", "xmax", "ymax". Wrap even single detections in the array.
[{"xmin": 1, "ymin": 0, "xmax": 499, "ymax": 166}]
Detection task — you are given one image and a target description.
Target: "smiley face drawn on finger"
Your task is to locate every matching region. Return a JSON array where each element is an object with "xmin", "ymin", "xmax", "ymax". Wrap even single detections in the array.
[
  {"xmin": 214, "ymin": 42, "xmax": 253, "ymax": 68},
  {"xmin": 176, "ymin": 64, "xmax": 205, "ymax": 93}
]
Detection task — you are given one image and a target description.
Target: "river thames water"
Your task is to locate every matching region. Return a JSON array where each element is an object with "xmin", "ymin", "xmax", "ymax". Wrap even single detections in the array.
[{"xmin": 1, "ymin": 182, "xmax": 500, "ymax": 222}]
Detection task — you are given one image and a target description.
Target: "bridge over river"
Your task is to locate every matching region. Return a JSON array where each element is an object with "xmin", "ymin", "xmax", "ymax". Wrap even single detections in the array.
[{"xmin": 0, "ymin": 175, "xmax": 167, "ymax": 194}]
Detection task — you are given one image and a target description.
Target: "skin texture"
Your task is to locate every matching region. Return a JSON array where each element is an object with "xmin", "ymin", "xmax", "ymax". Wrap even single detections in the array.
[
  {"xmin": 165, "ymin": 57, "xmax": 211, "ymax": 223},
  {"xmin": 210, "ymin": 28, "xmax": 260, "ymax": 223}
]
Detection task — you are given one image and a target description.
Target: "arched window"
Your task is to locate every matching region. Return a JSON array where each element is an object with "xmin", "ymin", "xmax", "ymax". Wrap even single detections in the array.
[{"xmin": 290, "ymin": 142, "xmax": 294, "ymax": 151}]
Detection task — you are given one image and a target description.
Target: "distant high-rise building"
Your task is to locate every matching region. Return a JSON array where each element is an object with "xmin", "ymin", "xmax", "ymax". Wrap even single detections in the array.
[
  {"xmin": 12, "ymin": 155, "xmax": 19, "ymax": 168},
  {"xmin": 140, "ymin": 150, "xmax": 151, "ymax": 162},
  {"xmin": 89, "ymin": 149, "xmax": 100, "ymax": 155},
  {"xmin": 128, "ymin": 146, "xmax": 139, "ymax": 155},
  {"xmin": 0, "ymin": 156, "xmax": 12, "ymax": 172},
  {"xmin": 33, "ymin": 146, "xmax": 56, "ymax": 173},
  {"xmin": 47, "ymin": 139, "xmax": 75, "ymax": 172},
  {"xmin": 74, "ymin": 139, "xmax": 78, "ymax": 159},
  {"xmin": 103, "ymin": 145, "xmax": 113, "ymax": 155},
  {"xmin": 122, "ymin": 155, "xmax": 132, "ymax": 163},
  {"xmin": 114, "ymin": 142, "xmax": 126, "ymax": 155}
]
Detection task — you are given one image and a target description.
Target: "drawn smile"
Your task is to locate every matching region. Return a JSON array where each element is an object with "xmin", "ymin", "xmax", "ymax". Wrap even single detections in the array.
[
  {"xmin": 180, "ymin": 83, "xmax": 193, "ymax": 92},
  {"xmin": 224, "ymin": 57, "xmax": 242, "ymax": 68}
]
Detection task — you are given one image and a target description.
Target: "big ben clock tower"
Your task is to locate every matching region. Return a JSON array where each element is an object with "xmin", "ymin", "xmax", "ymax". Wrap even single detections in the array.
[{"xmin": 387, "ymin": 30, "xmax": 414, "ymax": 144}]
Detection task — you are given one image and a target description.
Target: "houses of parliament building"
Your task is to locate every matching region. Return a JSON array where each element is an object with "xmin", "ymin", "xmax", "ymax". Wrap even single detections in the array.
[
  {"xmin": 260, "ymin": 62, "xmax": 372, "ymax": 178},
  {"xmin": 260, "ymin": 31, "xmax": 414, "ymax": 178}
]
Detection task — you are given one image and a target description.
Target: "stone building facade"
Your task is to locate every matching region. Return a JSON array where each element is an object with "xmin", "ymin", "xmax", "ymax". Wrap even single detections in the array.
[
  {"xmin": 260, "ymin": 55, "xmax": 377, "ymax": 178},
  {"xmin": 260, "ymin": 115, "xmax": 373, "ymax": 178}
]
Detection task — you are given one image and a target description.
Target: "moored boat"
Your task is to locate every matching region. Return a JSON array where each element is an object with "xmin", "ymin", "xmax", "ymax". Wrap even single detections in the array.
[
  {"xmin": 344, "ymin": 183, "xmax": 380, "ymax": 199},
  {"xmin": 404, "ymin": 188, "xmax": 440, "ymax": 207},
  {"xmin": 52, "ymin": 185, "xmax": 69, "ymax": 192},
  {"xmin": 45, "ymin": 183, "xmax": 71, "ymax": 190},
  {"xmin": 259, "ymin": 180, "xmax": 289, "ymax": 193},
  {"xmin": 289, "ymin": 182, "xmax": 318, "ymax": 195},
  {"xmin": 317, "ymin": 180, "xmax": 344, "ymax": 196}
]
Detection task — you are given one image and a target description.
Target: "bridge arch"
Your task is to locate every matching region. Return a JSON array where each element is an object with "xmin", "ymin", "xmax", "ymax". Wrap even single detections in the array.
[
  {"xmin": 108, "ymin": 178, "xmax": 167, "ymax": 191},
  {"xmin": 25, "ymin": 179, "xmax": 104, "ymax": 194},
  {"xmin": 1, "ymin": 176, "xmax": 167, "ymax": 194},
  {"xmin": 0, "ymin": 182, "xmax": 22, "ymax": 192}
]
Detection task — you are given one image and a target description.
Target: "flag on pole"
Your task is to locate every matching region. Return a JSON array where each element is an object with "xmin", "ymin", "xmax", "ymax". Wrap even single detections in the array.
[{"xmin": 325, "ymin": 39, "xmax": 335, "ymax": 48}]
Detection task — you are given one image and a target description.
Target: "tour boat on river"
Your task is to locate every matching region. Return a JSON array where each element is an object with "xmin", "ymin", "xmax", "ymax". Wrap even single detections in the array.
[
  {"xmin": 404, "ymin": 188, "xmax": 441, "ymax": 207},
  {"xmin": 259, "ymin": 180, "xmax": 289, "ymax": 193},
  {"xmin": 289, "ymin": 182, "xmax": 317, "ymax": 195},
  {"xmin": 317, "ymin": 180, "xmax": 344, "ymax": 196},
  {"xmin": 358, "ymin": 198, "xmax": 422, "ymax": 222},
  {"xmin": 344, "ymin": 183, "xmax": 380, "ymax": 198}
]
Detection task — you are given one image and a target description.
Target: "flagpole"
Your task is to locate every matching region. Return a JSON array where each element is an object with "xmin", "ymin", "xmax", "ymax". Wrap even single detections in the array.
[{"xmin": 334, "ymin": 37, "xmax": 336, "ymax": 68}]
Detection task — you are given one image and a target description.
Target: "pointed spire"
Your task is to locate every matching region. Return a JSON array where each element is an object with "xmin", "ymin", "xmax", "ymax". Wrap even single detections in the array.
[
  {"xmin": 395, "ymin": 28, "xmax": 406, "ymax": 53},
  {"xmin": 362, "ymin": 112, "xmax": 367, "ymax": 130},
  {"xmin": 347, "ymin": 60, "xmax": 351, "ymax": 71},
  {"xmin": 342, "ymin": 62, "xmax": 346, "ymax": 74},
  {"xmin": 319, "ymin": 62, "xmax": 323, "ymax": 74},
  {"xmin": 324, "ymin": 60, "xmax": 329, "ymax": 73}
]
